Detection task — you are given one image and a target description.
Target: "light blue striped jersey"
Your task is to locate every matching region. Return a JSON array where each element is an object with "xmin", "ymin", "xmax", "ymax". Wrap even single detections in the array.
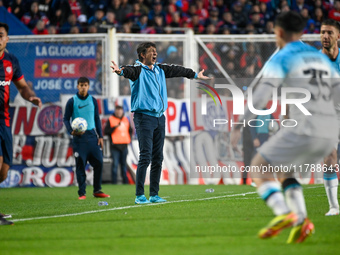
[
  {"xmin": 319, "ymin": 48, "xmax": 340, "ymax": 72},
  {"xmin": 260, "ymin": 41, "xmax": 339, "ymax": 139}
]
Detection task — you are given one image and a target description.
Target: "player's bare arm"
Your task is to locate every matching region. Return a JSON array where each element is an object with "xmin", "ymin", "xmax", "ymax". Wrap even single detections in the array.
[{"xmin": 14, "ymin": 77, "xmax": 42, "ymax": 108}]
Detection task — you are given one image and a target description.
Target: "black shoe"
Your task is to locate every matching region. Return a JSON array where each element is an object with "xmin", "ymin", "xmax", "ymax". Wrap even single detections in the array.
[{"xmin": 0, "ymin": 216, "xmax": 13, "ymax": 225}]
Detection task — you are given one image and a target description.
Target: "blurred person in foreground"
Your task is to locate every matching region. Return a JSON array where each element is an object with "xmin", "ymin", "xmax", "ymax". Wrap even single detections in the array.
[
  {"xmin": 320, "ymin": 19, "xmax": 340, "ymax": 216},
  {"xmin": 231, "ymin": 11, "xmax": 340, "ymax": 243}
]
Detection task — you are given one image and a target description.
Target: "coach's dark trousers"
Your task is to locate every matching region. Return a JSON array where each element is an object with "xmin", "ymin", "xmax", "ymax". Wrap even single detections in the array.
[{"xmin": 133, "ymin": 112, "xmax": 165, "ymax": 196}]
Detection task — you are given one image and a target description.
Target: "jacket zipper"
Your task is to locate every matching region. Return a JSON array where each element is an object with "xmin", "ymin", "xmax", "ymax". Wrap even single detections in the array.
[{"xmin": 153, "ymin": 70, "xmax": 164, "ymax": 117}]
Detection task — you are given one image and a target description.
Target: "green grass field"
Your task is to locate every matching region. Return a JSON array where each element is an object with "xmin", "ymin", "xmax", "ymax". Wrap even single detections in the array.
[{"xmin": 0, "ymin": 184, "xmax": 339, "ymax": 255}]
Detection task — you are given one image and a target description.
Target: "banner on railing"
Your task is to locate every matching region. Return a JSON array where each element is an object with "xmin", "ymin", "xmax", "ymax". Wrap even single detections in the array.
[
  {"xmin": 7, "ymin": 42, "xmax": 101, "ymax": 103},
  {"xmin": 1, "ymin": 96, "xmax": 324, "ymax": 188}
]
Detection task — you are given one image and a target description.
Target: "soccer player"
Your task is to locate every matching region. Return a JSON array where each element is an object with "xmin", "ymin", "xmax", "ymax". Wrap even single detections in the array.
[
  {"xmin": 0, "ymin": 22, "xmax": 42, "ymax": 225},
  {"xmin": 320, "ymin": 19, "xmax": 340, "ymax": 216},
  {"xmin": 232, "ymin": 11, "xmax": 339, "ymax": 243},
  {"xmin": 111, "ymin": 42, "xmax": 210, "ymax": 204},
  {"xmin": 63, "ymin": 77, "xmax": 110, "ymax": 200}
]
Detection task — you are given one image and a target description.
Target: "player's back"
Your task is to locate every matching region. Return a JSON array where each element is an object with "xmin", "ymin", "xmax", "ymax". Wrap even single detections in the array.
[{"xmin": 264, "ymin": 41, "xmax": 338, "ymax": 139}]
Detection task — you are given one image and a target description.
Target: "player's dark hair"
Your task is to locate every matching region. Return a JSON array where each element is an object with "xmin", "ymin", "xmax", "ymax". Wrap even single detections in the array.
[
  {"xmin": 275, "ymin": 11, "xmax": 306, "ymax": 33},
  {"xmin": 77, "ymin": 77, "xmax": 90, "ymax": 84},
  {"xmin": 137, "ymin": 42, "xmax": 156, "ymax": 61},
  {"xmin": 321, "ymin": 19, "xmax": 340, "ymax": 32},
  {"xmin": 0, "ymin": 22, "xmax": 9, "ymax": 35}
]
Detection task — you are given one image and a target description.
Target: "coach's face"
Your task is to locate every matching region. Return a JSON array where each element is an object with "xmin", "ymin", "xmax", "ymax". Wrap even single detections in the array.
[
  {"xmin": 0, "ymin": 27, "xmax": 9, "ymax": 55},
  {"xmin": 142, "ymin": 46, "xmax": 157, "ymax": 67},
  {"xmin": 77, "ymin": 82, "xmax": 89, "ymax": 97},
  {"xmin": 320, "ymin": 25, "xmax": 340, "ymax": 50}
]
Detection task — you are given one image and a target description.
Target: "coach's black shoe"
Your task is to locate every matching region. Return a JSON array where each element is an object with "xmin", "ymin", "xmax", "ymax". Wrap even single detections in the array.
[{"xmin": 0, "ymin": 216, "xmax": 13, "ymax": 225}]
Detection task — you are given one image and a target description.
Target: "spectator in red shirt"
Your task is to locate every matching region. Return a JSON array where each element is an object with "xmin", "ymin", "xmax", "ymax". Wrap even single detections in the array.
[
  {"xmin": 188, "ymin": 14, "xmax": 205, "ymax": 34},
  {"xmin": 32, "ymin": 19, "xmax": 49, "ymax": 34},
  {"xmin": 68, "ymin": 0, "xmax": 83, "ymax": 18},
  {"xmin": 240, "ymin": 43, "xmax": 262, "ymax": 77},
  {"xmin": 196, "ymin": 0, "xmax": 209, "ymax": 22},
  {"xmin": 199, "ymin": 42, "xmax": 221, "ymax": 75},
  {"xmin": 328, "ymin": 0, "xmax": 340, "ymax": 21},
  {"xmin": 165, "ymin": 3, "xmax": 178, "ymax": 25}
]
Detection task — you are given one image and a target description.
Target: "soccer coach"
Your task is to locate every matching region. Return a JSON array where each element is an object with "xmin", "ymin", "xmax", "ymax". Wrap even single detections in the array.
[{"xmin": 111, "ymin": 42, "xmax": 210, "ymax": 204}]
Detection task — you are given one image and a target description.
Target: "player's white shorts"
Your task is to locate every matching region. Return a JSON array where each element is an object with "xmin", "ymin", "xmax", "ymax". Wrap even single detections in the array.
[{"xmin": 258, "ymin": 128, "xmax": 336, "ymax": 168}]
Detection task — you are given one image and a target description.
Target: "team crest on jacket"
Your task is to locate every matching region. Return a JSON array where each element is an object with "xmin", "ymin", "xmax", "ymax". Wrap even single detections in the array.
[{"xmin": 6, "ymin": 66, "xmax": 12, "ymax": 74}]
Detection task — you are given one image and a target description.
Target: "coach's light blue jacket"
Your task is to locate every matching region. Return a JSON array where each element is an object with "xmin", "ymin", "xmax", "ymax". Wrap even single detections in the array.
[{"xmin": 119, "ymin": 60, "xmax": 197, "ymax": 117}]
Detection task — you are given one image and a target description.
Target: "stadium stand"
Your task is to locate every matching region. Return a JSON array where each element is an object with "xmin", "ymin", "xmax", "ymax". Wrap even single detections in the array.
[{"xmin": 0, "ymin": 0, "xmax": 339, "ymax": 35}]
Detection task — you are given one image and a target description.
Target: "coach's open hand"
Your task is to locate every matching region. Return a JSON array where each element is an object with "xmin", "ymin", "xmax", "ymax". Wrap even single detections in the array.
[
  {"xmin": 197, "ymin": 69, "xmax": 211, "ymax": 80},
  {"xmin": 111, "ymin": 61, "xmax": 124, "ymax": 75}
]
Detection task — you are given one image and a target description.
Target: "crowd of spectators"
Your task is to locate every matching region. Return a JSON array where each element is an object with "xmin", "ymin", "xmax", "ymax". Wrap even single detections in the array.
[
  {"xmin": 1, "ymin": 0, "xmax": 340, "ymax": 35},
  {"xmin": 2, "ymin": 0, "xmax": 336, "ymax": 99}
]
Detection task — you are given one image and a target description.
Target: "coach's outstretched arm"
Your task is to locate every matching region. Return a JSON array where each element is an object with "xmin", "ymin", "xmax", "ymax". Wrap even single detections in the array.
[{"xmin": 111, "ymin": 60, "xmax": 211, "ymax": 80}]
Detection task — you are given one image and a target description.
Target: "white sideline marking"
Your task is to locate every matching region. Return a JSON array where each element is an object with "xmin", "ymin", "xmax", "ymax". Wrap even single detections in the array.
[
  {"xmin": 12, "ymin": 185, "xmax": 323, "ymax": 223},
  {"xmin": 12, "ymin": 191, "xmax": 257, "ymax": 223}
]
